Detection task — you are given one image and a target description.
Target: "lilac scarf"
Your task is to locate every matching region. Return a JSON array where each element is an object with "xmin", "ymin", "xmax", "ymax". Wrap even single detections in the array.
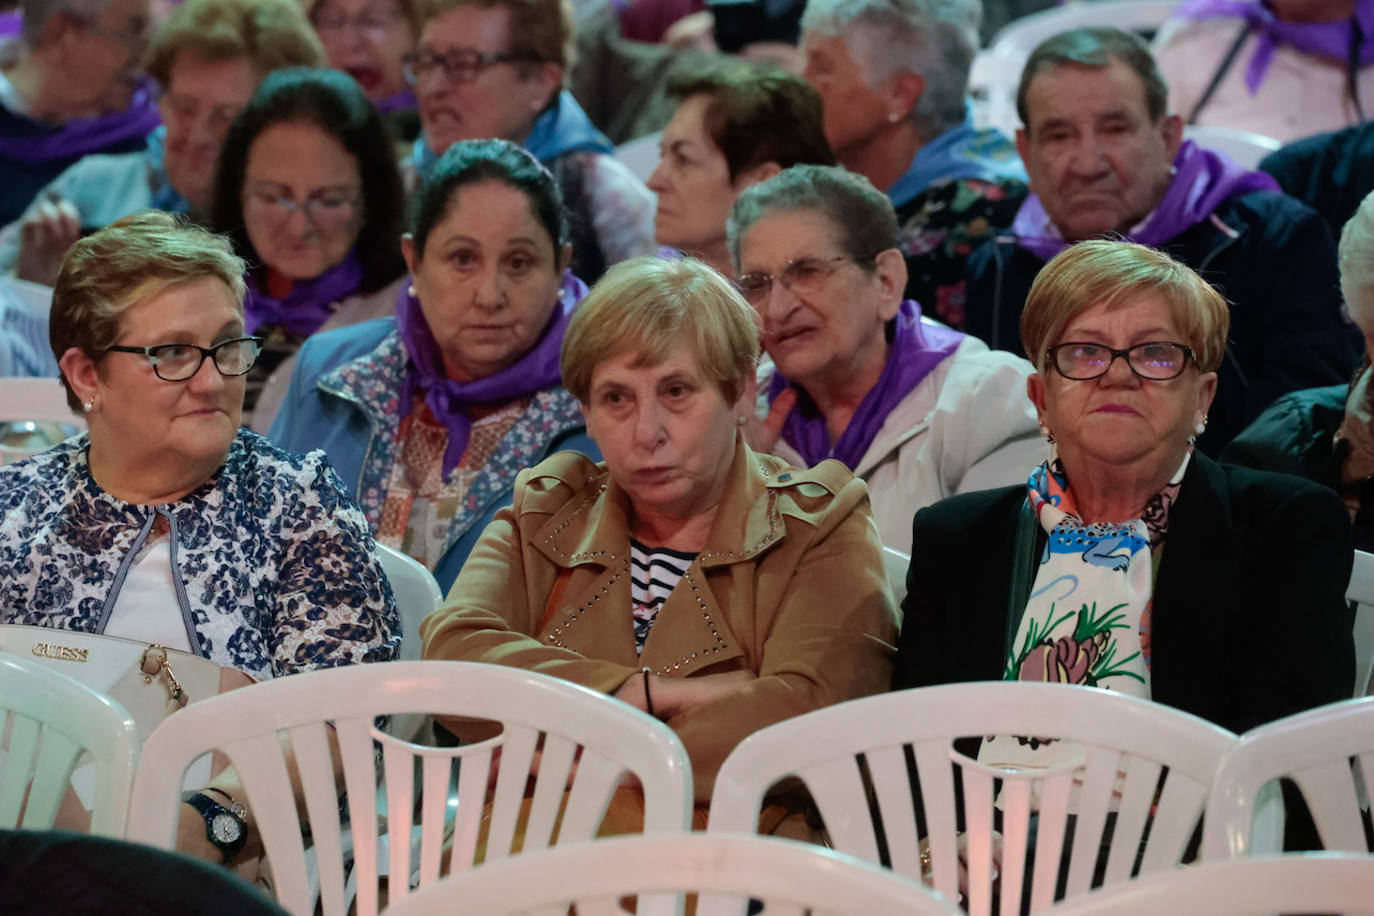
[
  {"xmin": 0, "ymin": 77, "xmax": 161, "ymax": 164},
  {"xmin": 1174, "ymin": 0, "xmax": 1374, "ymax": 92},
  {"xmin": 1012, "ymin": 139, "xmax": 1280, "ymax": 262},
  {"xmin": 767, "ymin": 300, "xmax": 965, "ymax": 470},
  {"xmin": 243, "ymin": 251, "xmax": 364, "ymax": 336},
  {"xmin": 397, "ymin": 269, "xmax": 587, "ymax": 477},
  {"xmin": 374, "ymin": 88, "xmax": 416, "ymax": 115}
]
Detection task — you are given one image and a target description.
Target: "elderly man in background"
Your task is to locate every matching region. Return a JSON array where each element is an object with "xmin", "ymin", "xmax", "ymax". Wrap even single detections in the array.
[
  {"xmin": 1, "ymin": 0, "xmax": 325, "ymax": 286},
  {"xmin": 0, "ymin": 0, "xmax": 156, "ymax": 225},
  {"xmin": 962, "ymin": 26, "xmax": 1359, "ymax": 455},
  {"xmin": 798, "ymin": 0, "xmax": 1027, "ymax": 317}
]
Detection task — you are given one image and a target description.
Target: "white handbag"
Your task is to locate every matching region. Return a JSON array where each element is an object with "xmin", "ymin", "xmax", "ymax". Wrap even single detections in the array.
[{"xmin": 0, "ymin": 624, "xmax": 251, "ymax": 808}]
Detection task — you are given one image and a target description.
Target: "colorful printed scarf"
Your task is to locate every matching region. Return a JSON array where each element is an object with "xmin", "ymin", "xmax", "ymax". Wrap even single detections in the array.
[
  {"xmin": 978, "ymin": 454, "xmax": 1187, "ymax": 770},
  {"xmin": 243, "ymin": 251, "xmax": 365, "ymax": 337},
  {"xmin": 767, "ymin": 300, "xmax": 964, "ymax": 470},
  {"xmin": 1173, "ymin": 0, "xmax": 1374, "ymax": 93},
  {"xmin": 396, "ymin": 269, "xmax": 587, "ymax": 477},
  {"xmin": 1012, "ymin": 140, "xmax": 1279, "ymax": 262}
]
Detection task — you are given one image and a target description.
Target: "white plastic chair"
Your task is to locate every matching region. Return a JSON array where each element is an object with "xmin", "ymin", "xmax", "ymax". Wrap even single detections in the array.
[
  {"xmin": 1348, "ymin": 550, "xmax": 1374, "ymax": 697},
  {"xmin": 125, "ymin": 661, "xmax": 693, "ymax": 916},
  {"xmin": 882, "ymin": 546, "xmax": 911, "ymax": 608},
  {"xmin": 1203, "ymin": 696, "xmax": 1374, "ymax": 858},
  {"xmin": 0, "ymin": 650, "xmax": 139, "ymax": 836},
  {"xmin": 1040, "ymin": 853, "xmax": 1374, "ymax": 916},
  {"xmin": 988, "ymin": 1, "xmax": 1182, "ymax": 57},
  {"xmin": 614, "ymin": 131, "xmax": 661, "ymax": 184},
  {"xmin": 381, "ymin": 833, "xmax": 962, "ymax": 916},
  {"xmin": 709, "ymin": 682, "xmax": 1237, "ymax": 916},
  {"xmin": 373, "ymin": 544, "xmax": 442, "ymax": 665},
  {"xmin": 1183, "ymin": 125, "xmax": 1282, "ymax": 169}
]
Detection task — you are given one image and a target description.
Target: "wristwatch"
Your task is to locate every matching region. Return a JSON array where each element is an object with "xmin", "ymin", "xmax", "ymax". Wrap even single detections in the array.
[{"xmin": 182, "ymin": 790, "xmax": 248, "ymax": 864}]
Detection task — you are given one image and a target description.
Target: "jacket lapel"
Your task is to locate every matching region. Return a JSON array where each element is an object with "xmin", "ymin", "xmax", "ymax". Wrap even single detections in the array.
[{"xmin": 1149, "ymin": 453, "xmax": 1237, "ymax": 724}]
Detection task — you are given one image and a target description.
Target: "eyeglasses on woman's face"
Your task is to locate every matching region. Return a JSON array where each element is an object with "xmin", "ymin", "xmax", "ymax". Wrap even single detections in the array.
[
  {"xmin": 313, "ymin": 4, "xmax": 406, "ymax": 42},
  {"xmin": 1047, "ymin": 341, "xmax": 1195, "ymax": 381},
  {"xmin": 401, "ymin": 47, "xmax": 539, "ymax": 85},
  {"xmin": 736, "ymin": 255, "xmax": 868, "ymax": 306},
  {"xmin": 105, "ymin": 337, "xmax": 265, "ymax": 382},
  {"xmin": 241, "ymin": 183, "xmax": 362, "ymax": 233}
]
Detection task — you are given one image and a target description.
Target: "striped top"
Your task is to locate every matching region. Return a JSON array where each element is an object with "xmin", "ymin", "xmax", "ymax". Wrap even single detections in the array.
[{"xmin": 629, "ymin": 539, "xmax": 695, "ymax": 654}]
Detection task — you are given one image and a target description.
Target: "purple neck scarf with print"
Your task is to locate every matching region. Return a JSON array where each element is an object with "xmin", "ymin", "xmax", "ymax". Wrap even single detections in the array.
[
  {"xmin": 1173, "ymin": 0, "xmax": 1374, "ymax": 92},
  {"xmin": 768, "ymin": 299, "xmax": 965, "ymax": 470},
  {"xmin": 1012, "ymin": 139, "xmax": 1280, "ymax": 262},
  {"xmin": 397, "ymin": 269, "xmax": 587, "ymax": 478},
  {"xmin": 0, "ymin": 78, "xmax": 161, "ymax": 164},
  {"xmin": 244, "ymin": 251, "xmax": 364, "ymax": 337}
]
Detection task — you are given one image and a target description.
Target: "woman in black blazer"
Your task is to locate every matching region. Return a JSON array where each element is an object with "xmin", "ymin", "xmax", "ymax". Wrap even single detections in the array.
[{"xmin": 894, "ymin": 240, "xmax": 1353, "ymax": 738}]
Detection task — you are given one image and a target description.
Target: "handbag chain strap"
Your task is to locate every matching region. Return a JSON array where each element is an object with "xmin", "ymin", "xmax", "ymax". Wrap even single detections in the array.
[{"xmin": 140, "ymin": 645, "xmax": 190, "ymax": 708}]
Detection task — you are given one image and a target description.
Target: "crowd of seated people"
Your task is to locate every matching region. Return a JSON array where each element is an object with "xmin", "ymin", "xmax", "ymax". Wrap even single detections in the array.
[{"xmin": 0, "ymin": 0, "xmax": 1369, "ymax": 884}]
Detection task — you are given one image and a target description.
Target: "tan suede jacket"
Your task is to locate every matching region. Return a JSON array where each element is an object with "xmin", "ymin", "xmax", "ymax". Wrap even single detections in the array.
[{"xmin": 421, "ymin": 438, "xmax": 898, "ymax": 804}]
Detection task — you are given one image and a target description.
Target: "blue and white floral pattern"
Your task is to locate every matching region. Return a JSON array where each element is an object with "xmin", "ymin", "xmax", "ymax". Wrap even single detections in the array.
[{"xmin": 0, "ymin": 430, "xmax": 400, "ymax": 680}]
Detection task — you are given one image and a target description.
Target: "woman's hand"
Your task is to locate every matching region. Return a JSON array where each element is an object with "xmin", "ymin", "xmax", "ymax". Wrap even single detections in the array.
[
  {"xmin": 16, "ymin": 194, "xmax": 81, "ymax": 287},
  {"xmin": 741, "ymin": 388, "xmax": 796, "ymax": 455},
  {"xmin": 615, "ymin": 669, "xmax": 756, "ymax": 720},
  {"xmin": 176, "ymin": 799, "xmax": 224, "ymax": 865}
]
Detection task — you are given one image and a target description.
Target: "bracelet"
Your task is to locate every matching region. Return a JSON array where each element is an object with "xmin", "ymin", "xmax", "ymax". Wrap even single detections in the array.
[{"xmin": 641, "ymin": 667, "xmax": 655, "ymax": 718}]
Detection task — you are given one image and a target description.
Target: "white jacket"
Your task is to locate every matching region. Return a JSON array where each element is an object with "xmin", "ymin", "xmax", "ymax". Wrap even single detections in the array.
[{"xmin": 768, "ymin": 336, "xmax": 1045, "ymax": 554}]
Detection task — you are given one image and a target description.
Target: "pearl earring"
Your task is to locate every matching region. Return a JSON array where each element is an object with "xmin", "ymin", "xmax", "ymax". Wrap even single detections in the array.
[
  {"xmin": 1194, "ymin": 421, "xmax": 1207, "ymax": 436},
  {"xmin": 736, "ymin": 415, "xmax": 748, "ymax": 427},
  {"xmin": 407, "ymin": 285, "xmax": 417, "ymax": 296},
  {"xmin": 82, "ymin": 398, "xmax": 94, "ymax": 413},
  {"xmin": 888, "ymin": 112, "xmax": 900, "ymax": 123}
]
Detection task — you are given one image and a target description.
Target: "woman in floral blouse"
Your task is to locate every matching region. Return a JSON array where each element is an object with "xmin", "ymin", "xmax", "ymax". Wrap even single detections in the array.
[
  {"xmin": 270, "ymin": 139, "xmax": 597, "ymax": 591},
  {"xmin": 0, "ymin": 210, "xmax": 398, "ymax": 865}
]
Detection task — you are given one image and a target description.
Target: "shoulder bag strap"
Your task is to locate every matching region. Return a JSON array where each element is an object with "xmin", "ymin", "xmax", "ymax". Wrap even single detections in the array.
[
  {"xmin": 1188, "ymin": 22, "xmax": 1253, "ymax": 124},
  {"xmin": 1002, "ymin": 498, "xmax": 1039, "ymax": 670}
]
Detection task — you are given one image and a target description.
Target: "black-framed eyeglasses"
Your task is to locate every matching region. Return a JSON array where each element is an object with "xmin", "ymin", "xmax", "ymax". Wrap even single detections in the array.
[
  {"xmin": 736, "ymin": 254, "xmax": 870, "ymax": 306},
  {"xmin": 106, "ymin": 338, "xmax": 264, "ymax": 382},
  {"xmin": 402, "ymin": 48, "xmax": 542, "ymax": 85},
  {"xmin": 1047, "ymin": 341, "xmax": 1195, "ymax": 381}
]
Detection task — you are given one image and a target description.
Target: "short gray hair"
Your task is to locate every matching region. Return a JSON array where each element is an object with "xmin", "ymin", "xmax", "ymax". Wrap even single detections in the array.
[
  {"xmin": 1340, "ymin": 190, "xmax": 1374, "ymax": 335},
  {"xmin": 727, "ymin": 164, "xmax": 898, "ymax": 269},
  {"xmin": 801, "ymin": 0, "xmax": 979, "ymax": 138},
  {"xmin": 21, "ymin": 0, "xmax": 110, "ymax": 47}
]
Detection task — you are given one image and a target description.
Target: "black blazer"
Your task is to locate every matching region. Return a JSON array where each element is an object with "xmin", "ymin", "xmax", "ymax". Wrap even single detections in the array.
[{"xmin": 893, "ymin": 452, "xmax": 1355, "ymax": 735}]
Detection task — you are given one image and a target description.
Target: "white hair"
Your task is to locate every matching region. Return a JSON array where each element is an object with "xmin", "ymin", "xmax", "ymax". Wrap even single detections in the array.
[
  {"xmin": 1341, "ymin": 191, "xmax": 1374, "ymax": 336},
  {"xmin": 800, "ymin": 0, "xmax": 980, "ymax": 138},
  {"xmin": 21, "ymin": 0, "xmax": 113, "ymax": 47}
]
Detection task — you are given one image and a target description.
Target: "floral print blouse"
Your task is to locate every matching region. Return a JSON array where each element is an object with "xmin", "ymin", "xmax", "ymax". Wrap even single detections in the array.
[{"xmin": 0, "ymin": 430, "xmax": 400, "ymax": 680}]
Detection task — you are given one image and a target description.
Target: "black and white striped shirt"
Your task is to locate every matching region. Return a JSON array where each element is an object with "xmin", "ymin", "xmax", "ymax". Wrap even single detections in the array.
[{"xmin": 629, "ymin": 539, "xmax": 696, "ymax": 654}]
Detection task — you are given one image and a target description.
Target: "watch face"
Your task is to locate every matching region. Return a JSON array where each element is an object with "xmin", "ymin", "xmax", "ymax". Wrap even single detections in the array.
[{"xmin": 211, "ymin": 812, "xmax": 243, "ymax": 844}]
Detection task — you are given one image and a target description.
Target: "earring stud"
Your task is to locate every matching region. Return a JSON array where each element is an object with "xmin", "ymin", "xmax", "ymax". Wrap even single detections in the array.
[{"xmin": 82, "ymin": 398, "xmax": 94, "ymax": 413}]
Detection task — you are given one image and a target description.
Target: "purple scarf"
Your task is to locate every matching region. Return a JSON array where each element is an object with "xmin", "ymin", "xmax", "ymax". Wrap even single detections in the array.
[
  {"xmin": 0, "ymin": 77, "xmax": 161, "ymax": 164},
  {"xmin": 243, "ymin": 251, "xmax": 364, "ymax": 336},
  {"xmin": 374, "ymin": 88, "xmax": 416, "ymax": 115},
  {"xmin": 396, "ymin": 269, "xmax": 587, "ymax": 478},
  {"xmin": 1012, "ymin": 139, "xmax": 1280, "ymax": 262},
  {"xmin": 767, "ymin": 300, "xmax": 965, "ymax": 470},
  {"xmin": 1174, "ymin": 0, "xmax": 1374, "ymax": 92}
]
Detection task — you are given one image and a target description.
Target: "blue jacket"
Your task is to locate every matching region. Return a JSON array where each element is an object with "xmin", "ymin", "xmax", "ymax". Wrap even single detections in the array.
[{"xmin": 269, "ymin": 318, "xmax": 599, "ymax": 591}]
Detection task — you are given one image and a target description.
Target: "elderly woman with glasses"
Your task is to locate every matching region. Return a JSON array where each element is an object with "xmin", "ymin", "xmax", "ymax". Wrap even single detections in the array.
[
  {"xmin": 212, "ymin": 66, "xmax": 407, "ymax": 431},
  {"xmin": 895, "ymin": 240, "xmax": 1353, "ymax": 752},
  {"xmin": 733, "ymin": 164, "xmax": 1043, "ymax": 553},
  {"xmin": 0, "ymin": 213, "xmax": 398, "ymax": 866},
  {"xmin": 404, "ymin": 0, "xmax": 654, "ymax": 281},
  {"xmin": 0, "ymin": 210, "xmax": 398, "ymax": 686}
]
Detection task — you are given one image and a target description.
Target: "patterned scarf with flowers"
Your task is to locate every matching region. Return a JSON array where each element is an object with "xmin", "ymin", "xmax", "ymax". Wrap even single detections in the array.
[{"xmin": 979, "ymin": 451, "xmax": 1188, "ymax": 770}]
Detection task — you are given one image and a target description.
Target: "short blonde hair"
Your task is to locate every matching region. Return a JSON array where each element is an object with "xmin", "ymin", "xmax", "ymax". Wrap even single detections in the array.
[
  {"xmin": 418, "ymin": 0, "xmax": 573, "ymax": 71},
  {"xmin": 1340, "ymin": 190, "xmax": 1374, "ymax": 336},
  {"xmin": 146, "ymin": 0, "xmax": 325, "ymax": 88},
  {"xmin": 561, "ymin": 257, "xmax": 760, "ymax": 406},
  {"xmin": 52, "ymin": 212, "xmax": 247, "ymax": 412},
  {"xmin": 1021, "ymin": 239, "xmax": 1230, "ymax": 374}
]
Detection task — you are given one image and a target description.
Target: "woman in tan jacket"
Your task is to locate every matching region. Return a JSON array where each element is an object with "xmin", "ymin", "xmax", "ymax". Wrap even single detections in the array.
[{"xmin": 420, "ymin": 255, "xmax": 898, "ymax": 830}]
